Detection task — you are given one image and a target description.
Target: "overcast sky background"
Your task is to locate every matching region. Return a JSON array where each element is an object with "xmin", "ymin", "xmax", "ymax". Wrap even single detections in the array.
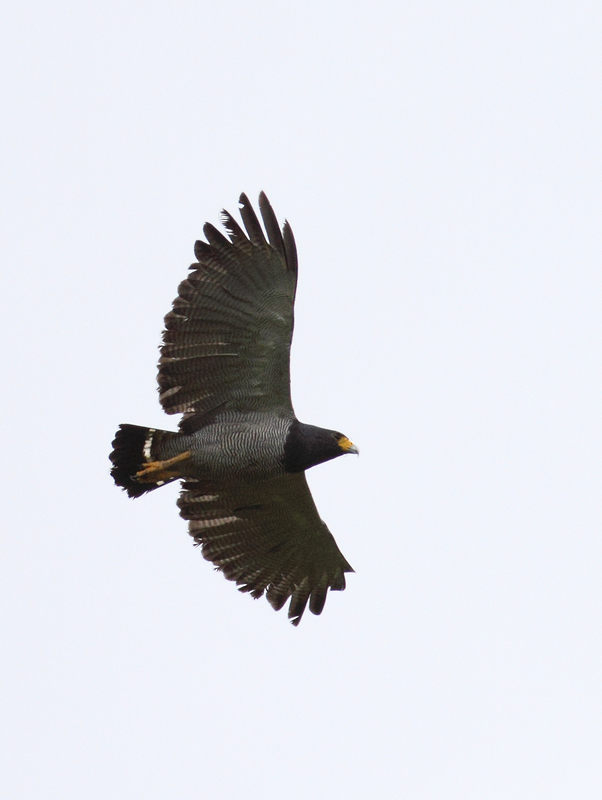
[{"xmin": 1, "ymin": 1, "xmax": 600, "ymax": 797}]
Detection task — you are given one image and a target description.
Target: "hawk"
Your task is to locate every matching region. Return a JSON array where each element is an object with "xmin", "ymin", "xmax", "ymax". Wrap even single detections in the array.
[{"xmin": 110, "ymin": 193, "xmax": 358, "ymax": 625}]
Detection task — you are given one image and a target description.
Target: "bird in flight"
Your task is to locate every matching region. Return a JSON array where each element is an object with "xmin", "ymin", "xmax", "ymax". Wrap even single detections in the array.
[{"xmin": 110, "ymin": 193, "xmax": 358, "ymax": 625}]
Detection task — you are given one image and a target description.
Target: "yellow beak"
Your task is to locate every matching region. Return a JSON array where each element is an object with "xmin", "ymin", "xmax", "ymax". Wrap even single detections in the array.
[{"xmin": 338, "ymin": 436, "xmax": 359, "ymax": 455}]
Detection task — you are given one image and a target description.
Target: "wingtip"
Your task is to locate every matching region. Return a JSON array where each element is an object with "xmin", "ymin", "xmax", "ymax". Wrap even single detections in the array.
[
  {"xmin": 282, "ymin": 219, "xmax": 298, "ymax": 275},
  {"xmin": 258, "ymin": 190, "xmax": 272, "ymax": 213},
  {"xmin": 237, "ymin": 192, "xmax": 267, "ymax": 246}
]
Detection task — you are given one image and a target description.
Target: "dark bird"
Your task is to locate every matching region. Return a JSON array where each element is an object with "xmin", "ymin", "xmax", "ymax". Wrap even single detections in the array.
[{"xmin": 110, "ymin": 193, "xmax": 358, "ymax": 625}]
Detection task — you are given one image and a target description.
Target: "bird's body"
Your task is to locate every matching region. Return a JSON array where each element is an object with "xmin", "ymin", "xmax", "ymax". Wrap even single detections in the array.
[
  {"xmin": 154, "ymin": 414, "xmax": 292, "ymax": 481},
  {"xmin": 110, "ymin": 193, "xmax": 357, "ymax": 625}
]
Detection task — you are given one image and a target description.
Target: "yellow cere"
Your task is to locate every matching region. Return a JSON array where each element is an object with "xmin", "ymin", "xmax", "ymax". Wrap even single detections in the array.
[{"xmin": 338, "ymin": 436, "xmax": 356, "ymax": 452}]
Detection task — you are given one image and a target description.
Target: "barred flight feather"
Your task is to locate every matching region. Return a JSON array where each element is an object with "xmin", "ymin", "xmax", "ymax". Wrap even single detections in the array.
[{"xmin": 178, "ymin": 472, "xmax": 353, "ymax": 625}]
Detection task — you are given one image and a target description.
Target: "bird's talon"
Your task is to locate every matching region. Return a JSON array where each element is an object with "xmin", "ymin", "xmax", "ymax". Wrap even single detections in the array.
[{"xmin": 136, "ymin": 450, "xmax": 191, "ymax": 480}]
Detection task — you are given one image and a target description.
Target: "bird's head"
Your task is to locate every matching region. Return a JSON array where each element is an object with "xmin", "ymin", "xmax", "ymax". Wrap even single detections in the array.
[{"xmin": 283, "ymin": 421, "xmax": 359, "ymax": 472}]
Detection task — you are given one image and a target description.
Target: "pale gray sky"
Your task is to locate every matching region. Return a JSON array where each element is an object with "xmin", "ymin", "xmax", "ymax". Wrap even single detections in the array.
[{"xmin": 1, "ymin": 1, "xmax": 601, "ymax": 798}]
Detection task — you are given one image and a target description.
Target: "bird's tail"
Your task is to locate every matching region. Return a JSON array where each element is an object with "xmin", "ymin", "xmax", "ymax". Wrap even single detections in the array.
[{"xmin": 110, "ymin": 424, "xmax": 184, "ymax": 498}]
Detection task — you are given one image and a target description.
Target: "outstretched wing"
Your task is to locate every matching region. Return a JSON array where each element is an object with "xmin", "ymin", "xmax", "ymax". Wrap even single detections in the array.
[
  {"xmin": 159, "ymin": 193, "xmax": 298, "ymax": 428},
  {"xmin": 178, "ymin": 473, "xmax": 354, "ymax": 626}
]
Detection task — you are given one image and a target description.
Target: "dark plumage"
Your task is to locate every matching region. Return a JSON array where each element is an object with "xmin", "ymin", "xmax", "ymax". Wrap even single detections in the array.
[{"xmin": 110, "ymin": 193, "xmax": 358, "ymax": 625}]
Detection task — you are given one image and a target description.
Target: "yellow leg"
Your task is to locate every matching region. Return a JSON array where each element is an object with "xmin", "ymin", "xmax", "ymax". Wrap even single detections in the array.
[{"xmin": 136, "ymin": 450, "xmax": 191, "ymax": 482}]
